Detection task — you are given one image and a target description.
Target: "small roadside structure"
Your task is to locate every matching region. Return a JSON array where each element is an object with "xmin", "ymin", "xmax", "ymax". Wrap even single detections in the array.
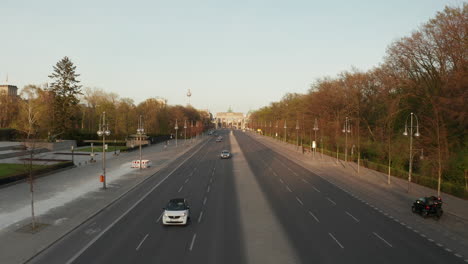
[{"xmin": 131, "ymin": 159, "xmax": 152, "ymax": 168}]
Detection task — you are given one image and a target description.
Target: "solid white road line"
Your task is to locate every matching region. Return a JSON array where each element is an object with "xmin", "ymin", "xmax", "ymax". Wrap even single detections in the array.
[
  {"xmin": 189, "ymin": 233, "xmax": 197, "ymax": 251},
  {"xmin": 329, "ymin": 233, "xmax": 344, "ymax": 249},
  {"xmin": 65, "ymin": 138, "xmax": 211, "ymax": 264},
  {"xmin": 198, "ymin": 211, "xmax": 204, "ymax": 223},
  {"xmin": 345, "ymin": 211, "xmax": 360, "ymax": 222},
  {"xmin": 327, "ymin": 197, "xmax": 336, "ymax": 205},
  {"xmin": 308, "ymin": 211, "xmax": 320, "ymax": 223},
  {"xmin": 136, "ymin": 234, "xmax": 149, "ymax": 251},
  {"xmin": 203, "ymin": 197, "xmax": 207, "ymax": 205},
  {"xmin": 373, "ymin": 232, "xmax": 393, "ymax": 247},
  {"xmin": 178, "ymin": 186, "xmax": 184, "ymax": 192},
  {"xmin": 296, "ymin": 197, "xmax": 303, "ymax": 205},
  {"xmin": 286, "ymin": 186, "xmax": 292, "ymax": 192},
  {"xmin": 156, "ymin": 212, "xmax": 163, "ymax": 223}
]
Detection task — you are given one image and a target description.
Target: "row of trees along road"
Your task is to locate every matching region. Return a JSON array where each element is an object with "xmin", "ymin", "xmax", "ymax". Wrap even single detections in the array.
[
  {"xmin": 249, "ymin": 5, "xmax": 467, "ymax": 198},
  {"xmin": 1, "ymin": 57, "xmax": 212, "ymax": 142}
]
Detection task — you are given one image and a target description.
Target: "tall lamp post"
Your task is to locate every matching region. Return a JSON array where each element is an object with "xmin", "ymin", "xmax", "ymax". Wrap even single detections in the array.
[
  {"xmin": 313, "ymin": 118, "xmax": 319, "ymax": 159},
  {"xmin": 97, "ymin": 112, "xmax": 111, "ymax": 189},
  {"xmin": 284, "ymin": 120, "xmax": 287, "ymax": 143},
  {"xmin": 184, "ymin": 120, "xmax": 187, "ymax": 145},
  {"xmin": 175, "ymin": 119, "xmax": 179, "ymax": 147},
  {"xmin": 275, "ymin": 121, "xmax": 279, "ymax": 140},
  {"xmin": 137, "ymin": 115, "xmax": 145, "ymax": 169},
  {"xmin": 190, "ymin": 120, "xmax": 193, "ymax": 143},
  {"xmin": 296, "ymin": 120, "xmax": 300, "ymax": 148},
  {"xmin": 269, "ymin": 121, "xmax": 272, "ymax": 137},
  {"xmin": 403, "ymin": 112, "xmax": 420, "ymax": 193},
  {"xmin": 342, "ymin": 117, "xmax": 351, "ymax": 162}
]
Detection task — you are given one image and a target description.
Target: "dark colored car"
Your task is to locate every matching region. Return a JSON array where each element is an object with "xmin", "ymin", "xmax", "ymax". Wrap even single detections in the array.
[{"xmin": 412, "ymin": 196, "xmax": 443, "ymax": 219}]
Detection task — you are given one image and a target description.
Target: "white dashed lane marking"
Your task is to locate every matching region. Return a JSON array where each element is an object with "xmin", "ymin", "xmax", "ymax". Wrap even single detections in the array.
[
  {"xmin": 296, "ymin": 197, "xmax": 303, "ymax": 205},
  {"xmin": 308, "ymin": 211, "xmax": 320, "ymax": 223},
  {"xmin": 329, "ymin": 233, "xmax": 344, "ymax": 249},
  {"xmin": 189, "ymin": 233, "xmax": 197, "ymax": 251},
  {"xmin": 136, "ymin": 234, "xmax": 149, "ymax": 251},
  {"xmin": 345, "ymin": 211, "xmax": 359, "ymax": 223},
  {"xmin": 373, "ymin": 232, "xmax": 393, "ymax": 248},
  {"xmin": 178, "ymin": 186, "xmax": 184, "ymax": 192},
  {"xmin": 198, "ymin": 211, "xmax": 204, "ymax": 223},
  {"xmin": 156, "ymin": 212, "xmax": 163, "ymax": 223},
  {"xmin": 326, "ymin": 197, "xmax": 336, "ymax": 206}
]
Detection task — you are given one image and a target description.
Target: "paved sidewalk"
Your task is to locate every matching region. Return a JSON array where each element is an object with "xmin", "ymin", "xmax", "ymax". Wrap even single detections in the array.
[
  {"xmin": 0, "ymin": 137, "xmax": 207, "ymax": 264},
  {"xmin": 247, "ymin": 131, "xmax": 468, "ymax": 260}
]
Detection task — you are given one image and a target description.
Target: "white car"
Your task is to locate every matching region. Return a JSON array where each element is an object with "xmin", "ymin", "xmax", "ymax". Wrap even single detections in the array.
[
  {"xmin": 162, "ymin": 198, "xmax": 190, "ymax": 225},
  {"xmin": 220, "ymin": 150, "xmax": 231, "ymax": 159}
]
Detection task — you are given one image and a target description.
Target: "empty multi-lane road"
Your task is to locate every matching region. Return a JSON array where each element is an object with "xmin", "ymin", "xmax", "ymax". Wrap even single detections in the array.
[{"xmin": 30, "ymin": 130, "xmax": 464, "ymax": 264}]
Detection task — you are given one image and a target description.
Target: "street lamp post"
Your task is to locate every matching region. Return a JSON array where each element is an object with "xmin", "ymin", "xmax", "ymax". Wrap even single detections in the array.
[
  {"xmin": 313, "ymin": 118, "xmax": 319, "ymax": 159},
  {"xmin": 71, "ymin": 146, "xmax": 74, "ymax": 165},
  {"xmin": 97, "ymin": 112, "xmax": 111, "ymax": 189},
  {"xmin": 403, "ymin": 112, "xmax": 420, "ymax": 193},
  {"xmin": 342, "ymin": 117, "xmax": 351, "ymax": 162},
  {"xmin": 175, "ymin": 119, "xmax": 179, "ymax": 147},
  {"xmin": 184, "ymin": 120, "xmax": 187, "ymax": 145},
  {"xmin": 296, "ymin": 120, "xmax": 300, "ymax": 149},
  {"xmin": 275, "ymin": 121, "xmax": 279, "ymax": 140},
  {"xmin": 190, "ymin": 120, "xmax": 193, "ymax": 143},
  {"xmin": 137, "ymin": 115, "xmax": 145, "ymax": 169},
  {"xmin": 284, "ymin": 120, "xmax": 287, "ymax": 143},
  {"xmin": 90, "ymin": 142, "xmax": 95, "ymax": 163},
  {"xmin": 269, "ymin": 121, "xmax": 272, "ymax": 137}
]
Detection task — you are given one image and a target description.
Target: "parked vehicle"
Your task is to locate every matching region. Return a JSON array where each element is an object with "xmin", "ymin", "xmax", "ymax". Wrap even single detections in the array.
[{"xmin": 412, "ymin": 196, "xmax": 443, "ymax": 219}]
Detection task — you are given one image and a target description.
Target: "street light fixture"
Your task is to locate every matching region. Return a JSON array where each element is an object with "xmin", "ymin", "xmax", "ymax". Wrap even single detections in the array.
[
  {"xmin": 136, "ymin": 115, "xmax": 145, "ymax": 170},
  {"xmin": 97, "ymin": 112, "xmax": 111, "ymax": 189},
  {"xmin": 342, "ymin": 117, "xmax": 351, "ymax": 162},
  {"xmin": 403, "ymin": 112, "xmax": 420, "ymax": 193}
]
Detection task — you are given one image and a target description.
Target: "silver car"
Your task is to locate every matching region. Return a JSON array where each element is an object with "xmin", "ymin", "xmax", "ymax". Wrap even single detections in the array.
[{"xmin": 220, "ymin": 150, "xmax": 231, "ymax": 159}]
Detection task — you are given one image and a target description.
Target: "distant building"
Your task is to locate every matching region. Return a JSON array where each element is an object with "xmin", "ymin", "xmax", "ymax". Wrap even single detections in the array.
[
  {"xmin": 215, "ymin": 111, "xmax": 245, "ymax": 129},
  {"xmin": 155, "ymin": 97, "xmax": 167, "ymax": 106},
  {"xmin": 0, "ymin": 85, "xmax": 18, "ymax": 97}
]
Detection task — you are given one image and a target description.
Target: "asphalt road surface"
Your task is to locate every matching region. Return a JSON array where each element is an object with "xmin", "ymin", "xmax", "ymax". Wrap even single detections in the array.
[{"xmin": 30, "ymin": 129, "xmax": 464, "ymax": 264}]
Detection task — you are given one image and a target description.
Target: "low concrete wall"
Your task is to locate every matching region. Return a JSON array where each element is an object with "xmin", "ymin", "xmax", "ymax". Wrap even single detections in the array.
[{"xmin": 25, "ymin": 140, "xmax": 77, "ymax": 151}]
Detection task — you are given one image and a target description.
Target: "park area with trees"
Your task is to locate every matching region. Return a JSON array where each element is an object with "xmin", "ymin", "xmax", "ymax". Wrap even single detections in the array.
[{"xmin": 248, "ymin": 5, "xmax": 467, "ymax": 198}]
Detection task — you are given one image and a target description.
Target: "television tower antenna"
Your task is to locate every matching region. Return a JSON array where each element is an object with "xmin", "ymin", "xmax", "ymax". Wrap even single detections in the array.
[{"xmin": 187, "ymin": 89, "xmax": 192, "ymax": 106}]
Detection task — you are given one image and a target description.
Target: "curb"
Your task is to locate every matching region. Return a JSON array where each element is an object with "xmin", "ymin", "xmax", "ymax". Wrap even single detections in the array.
[{"xmin": 23, "ymin": 137, "xmax": 209, "ymax": 264}]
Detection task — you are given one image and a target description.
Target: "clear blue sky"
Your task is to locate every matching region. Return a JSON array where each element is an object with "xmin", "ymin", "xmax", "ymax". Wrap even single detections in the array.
[{"xmin": 0, "ymin": 0, "xmax": 458, "ymax": 114}]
